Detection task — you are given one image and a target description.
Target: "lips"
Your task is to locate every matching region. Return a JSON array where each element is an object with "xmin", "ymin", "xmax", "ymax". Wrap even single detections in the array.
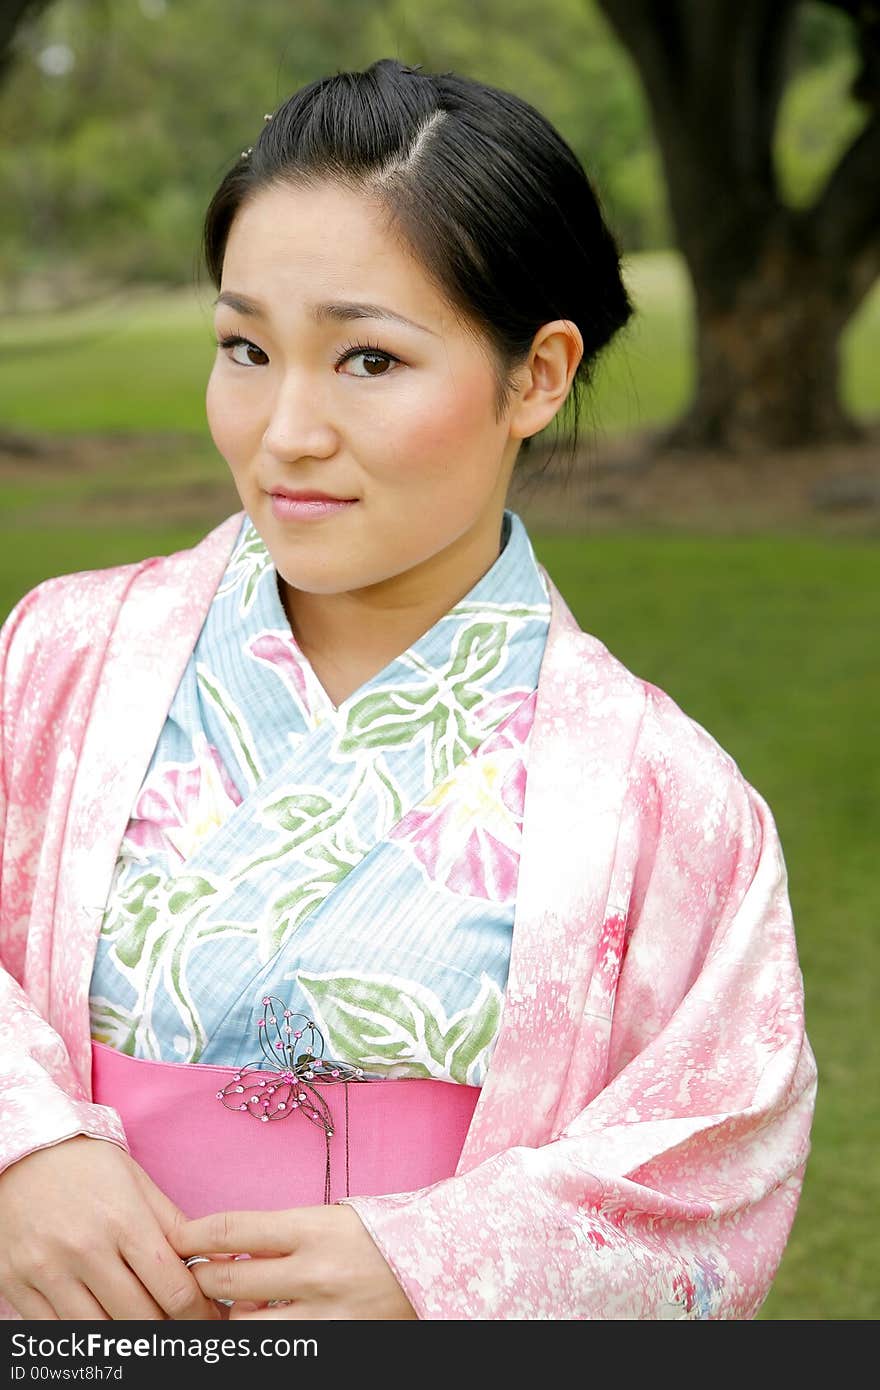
[
  {"xmin": 267, "ymin": 490, "xmax": 359, "ymax": 523},
  {"xmin": 269, "ymin": 489, "xmax": 357, "ymax": 503}
]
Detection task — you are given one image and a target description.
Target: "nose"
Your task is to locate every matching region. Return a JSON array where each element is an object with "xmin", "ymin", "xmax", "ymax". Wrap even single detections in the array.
[{"xmin": 261, "ymin": 371, "xmax": 337, "ymax": 462}]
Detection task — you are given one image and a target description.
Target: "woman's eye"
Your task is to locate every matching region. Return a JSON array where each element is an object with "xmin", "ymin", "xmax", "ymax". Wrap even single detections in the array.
[
  {"xmin": 336, "ymin": 344, "xmax": 400, "ymax": 378},
  {"xmin": 216, "ymin": 334, "xmax": 268, "ymax": 367},
  {"xmin": 215, "ymin": 334, "xmax": 400, "ymax": 377}
]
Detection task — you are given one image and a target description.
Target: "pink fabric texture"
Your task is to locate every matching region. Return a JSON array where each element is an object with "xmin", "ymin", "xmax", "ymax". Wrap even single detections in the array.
[
  {"xmin": 0, "ymin": 512, "xmax": 817, "ymax": 1320},
  {"xmin": 91, "ymin": 1041, "xmax": 478, "ymax": 1215}
]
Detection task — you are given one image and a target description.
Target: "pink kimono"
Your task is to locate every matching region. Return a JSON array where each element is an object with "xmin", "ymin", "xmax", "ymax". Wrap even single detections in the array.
[{"xmin": 0, "ymin": 512, "xmax": 817, "ymax": 1320}]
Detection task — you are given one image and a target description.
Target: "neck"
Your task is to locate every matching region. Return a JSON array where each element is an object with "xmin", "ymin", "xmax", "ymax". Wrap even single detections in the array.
[{"xmin": 280, "ymin": 512, "xmax": 508, "ymax": 694}]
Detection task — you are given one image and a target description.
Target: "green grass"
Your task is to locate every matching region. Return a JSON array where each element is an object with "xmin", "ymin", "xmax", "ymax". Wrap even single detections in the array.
[
  {"xmin": 0, "ymin": 526, "xmax": 208, "ymax": 610},
  {"xmin": 1, "ymin": 253, "xmax": 878, "ymax": 435},
  {"xmin": 1, "ymin": 512, "xmax": 876, "ymax": 1320}
]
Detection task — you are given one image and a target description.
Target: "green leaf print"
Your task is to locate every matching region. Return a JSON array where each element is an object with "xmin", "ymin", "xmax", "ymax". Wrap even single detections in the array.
[
  {"xmin": 370, "ymin": 761, "xmax": 404, "ymax": 824},
  {"xmin": 216, "ymin": 526, "xmax": 273, "ymax": 615},
  {"xmin": 164, "ymin": 917, "xmax": 260, "ymax": 1062},
  {"xmin": 243, "ymin": 562, "xmax": 268, "ymax": 613},
  {"xmin": 89, "ymin": 998, "xmax": 138, "ymax": 1054},
  {"xmin": 305, "ymin": 839, "xmax": 358, "ymax": 876},
  {"xmin": 167, "ymin": 875, "xmax": 216, "ymax": 915},
  {"xmin": 97, "ymin": 864, "xmax": 226, "ymax": 1059},
  {"xmin": 100, "ymin": 871, "xmax": 162, "ymax": 940},
  {"xmin": 297, "ymin": 971, "xmax": 503, "ymax": 1083},
  {"xmin": 264, "ymin": 791, "xmax": 334, "ymax": 835},
  {"xmin": 113, "ymin": 898, "xmax": 161, "ymax": 970},
  {"xmin": 169, "ymin": 931, "xmax": 209, "ymax": 1061},
  {"xmin": 263, "ymin": 857, "xmax": 353, "ymax": 955},
  {"xmin": 430, "ymin": 704, "xmax": 479, "ymax": 783},
  {"xmin": 446, "ymin": 622, "xmax": 506, "ymax": 687},
  {"xmin": 338, "ymin": 688, "xmax": 439, "ymax": 755},
  {"xmin": 196, "ymin": 666, "xmax": 263, "ymax": 786},
  {"xmin": 232, "ymin": 795, "xmax": 350, "ymax": 881},
  {"xmin": 453, "ymin": 601, "xmax": 548, "ymax": 620},
  {"xmin": 444, "ymin": 977, "xmax": 503, "ymax": 1081}
]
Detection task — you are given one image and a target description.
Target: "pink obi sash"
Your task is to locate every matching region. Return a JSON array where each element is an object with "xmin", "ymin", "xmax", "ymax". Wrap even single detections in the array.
[{"xmin": 91, "ymin": 1041, "xmax": 480, "ymax": 1218}]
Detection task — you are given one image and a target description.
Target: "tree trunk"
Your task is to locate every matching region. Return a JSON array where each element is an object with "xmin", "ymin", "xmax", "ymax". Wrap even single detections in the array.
[
  {"xmin": 670, "ymin": 239, "xmax": 862, "ymax": 451},
  {"xmin": 597, "ymin": 0, "xmax": 880, "ymax": 454}
]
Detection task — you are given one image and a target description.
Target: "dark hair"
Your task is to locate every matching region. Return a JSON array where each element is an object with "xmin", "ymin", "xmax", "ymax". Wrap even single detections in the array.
[{"xmin": 202, "ymin": 58, "xmax": 633, "ymax": 468}]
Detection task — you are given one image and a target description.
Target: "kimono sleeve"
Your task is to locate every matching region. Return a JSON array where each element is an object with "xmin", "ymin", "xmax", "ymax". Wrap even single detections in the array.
[
  {"xmin": 0, "ymin": 584, "xmax": 129, "ymax": 1177},
  {"xmin": 341, "ymin": 683, "xmax": 818, "ymax": 1320}
]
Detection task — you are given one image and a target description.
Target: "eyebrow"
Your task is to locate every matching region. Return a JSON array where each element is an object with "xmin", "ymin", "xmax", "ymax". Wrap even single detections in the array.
[{"xmin": 213, "ymin": 291, "xmax": 438, "ymax": 336}]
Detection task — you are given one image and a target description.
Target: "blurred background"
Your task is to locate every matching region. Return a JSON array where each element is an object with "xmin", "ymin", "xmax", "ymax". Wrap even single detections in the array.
[{"xmin": 1, "ymin": 0, "xmax": 877, "ymax": 1319}]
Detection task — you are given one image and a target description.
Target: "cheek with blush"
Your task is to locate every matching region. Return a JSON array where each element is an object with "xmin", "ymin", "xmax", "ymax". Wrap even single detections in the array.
[{"xmin": 391, "ymin": 382, "xmax": 496, "ymax": 482}]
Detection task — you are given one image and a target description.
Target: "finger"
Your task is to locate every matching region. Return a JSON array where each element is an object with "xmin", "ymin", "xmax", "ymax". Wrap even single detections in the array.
[
  {"xmin": 29, "ymin": 1279, "xmax": 110, "ymax": 1321},
  {"xmin": 225, "ymin": 1300, "xmax": 261, "ymax": 1316},
  {"xmin": 118, "ymin": 1227, "xmax": 222, "ymax": 1321},
  {"xmin": 175, "ymin": 1209, "xmax": 297, "ymax": 1258},
  {"xmin": 126, "ymin": 1162, "xmax": 221, "ymax": 1317},
  {"xmin": 2, "ymin": 1284, "xmax": 59, "ymax": 1320},
  {"xmin": 190, "ymin": 1255, "xmax": 294, "ymax": 1305},
  {"xmin": 229, "ymin": 1302, "xmax": 307, "ymax": 1320},
  {"xmin": 85, "ymin": 1260, "xmax": 169, "ymax": 1322}
]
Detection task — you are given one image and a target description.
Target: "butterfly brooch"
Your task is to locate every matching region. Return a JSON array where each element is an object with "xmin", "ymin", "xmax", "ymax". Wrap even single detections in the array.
[{"xmin": 216, "ymin": 993, "xmax": 368, "ymax": 1138}]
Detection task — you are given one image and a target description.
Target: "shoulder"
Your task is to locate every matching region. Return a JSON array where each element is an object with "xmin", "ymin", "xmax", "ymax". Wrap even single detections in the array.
[
  {"xmin": 0, "ymin": 512, "xmax": 245, "ymax": 700},
  {"xmin": 0, "ymin": 562, "xmax": 144, "ymax": 703},
  {"xmin": 635, "ymin": 675, "xmax": 747, "ymax": 795},
  {"xmin": 632, "ymin": 676, "xmax": 765, "ymax": 880},
  {"xmin": 541, "ymin": 573, "xmax": 765, "ymax": 851},
  {"xmin": 542, "ymin": 572, "xmax": 734, "ymax": 774},
  {"xmin": 553, "ymin": 623, "xmax": 779, "ymax": 977}
]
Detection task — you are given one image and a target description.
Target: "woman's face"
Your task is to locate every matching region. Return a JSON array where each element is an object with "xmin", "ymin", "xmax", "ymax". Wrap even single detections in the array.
[{"xmin": 207, "ymin": 180, "xmax": 525, "ymax": 605}]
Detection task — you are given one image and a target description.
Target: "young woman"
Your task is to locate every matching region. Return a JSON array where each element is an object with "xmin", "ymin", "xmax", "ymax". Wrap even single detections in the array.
[{"xmin": 0, "ymin": 58, "xmax": 816, "ymax": 1321}]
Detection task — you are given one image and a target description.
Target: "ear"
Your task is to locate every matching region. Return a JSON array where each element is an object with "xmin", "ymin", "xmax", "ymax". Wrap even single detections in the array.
[{"xmin": 507, "ymin": 319, "xmax": 584, "ymax": 442}]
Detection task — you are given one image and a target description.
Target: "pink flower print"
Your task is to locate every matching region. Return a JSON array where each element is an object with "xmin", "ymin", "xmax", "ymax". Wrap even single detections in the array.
[
  {"xmin": 467, "ymin": 686, "xmax": 536, "ymax": 740},
  {"xmin": 124, "ymin": 733, "xmax": 242, "ymax": 866},
  {"xmin": 247, "ymin": 630, "xmax": 324, "ymax": 722},
  {"xmin": 389, "ymin": 689, "xmax": 537, "ymax": 901}
]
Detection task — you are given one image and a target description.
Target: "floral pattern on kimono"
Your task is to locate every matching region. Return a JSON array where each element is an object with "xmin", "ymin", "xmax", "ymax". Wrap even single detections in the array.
[
  {"xmin": 0, "ymin": 508, "xmax": 818, "ymax": 1320},
  {"xmin": 89, "ymin": 509, "xmax": 552, "ymax": 1084}
]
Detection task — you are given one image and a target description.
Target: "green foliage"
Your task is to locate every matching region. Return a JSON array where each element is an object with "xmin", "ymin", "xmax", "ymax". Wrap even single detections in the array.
[
  {"xmin": 1, "ymin": 0, "xmax": 870, "ymax": 304},
  {"xmin": 775, "ymin": 48, "xmax": 864, "ymax": 207}
]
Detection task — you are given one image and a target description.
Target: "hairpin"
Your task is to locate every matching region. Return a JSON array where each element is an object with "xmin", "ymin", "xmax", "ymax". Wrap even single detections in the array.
[
  {"xmin": 216, "ymin": 994, "xmax": 367, "ymax": 1202},
  {"xmin": 240, "ymin": 146, "xmax": 253, "ymax": 159}
]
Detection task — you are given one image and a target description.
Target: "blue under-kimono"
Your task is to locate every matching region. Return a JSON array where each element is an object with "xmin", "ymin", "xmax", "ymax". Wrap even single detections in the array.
[{"xmin": 90, "ymin": 509, "xmax": 551, "ymax": 1085}]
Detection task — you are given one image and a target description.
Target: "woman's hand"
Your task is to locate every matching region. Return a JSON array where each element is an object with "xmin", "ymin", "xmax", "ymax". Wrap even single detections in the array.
[
  {"xmin": 0, "ymin": 1136, "xmax": 221, "ymax": 1320},
  {"xmin": 175, "ymin": 1204, "xmax": 418, "ymax": 1320}
]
